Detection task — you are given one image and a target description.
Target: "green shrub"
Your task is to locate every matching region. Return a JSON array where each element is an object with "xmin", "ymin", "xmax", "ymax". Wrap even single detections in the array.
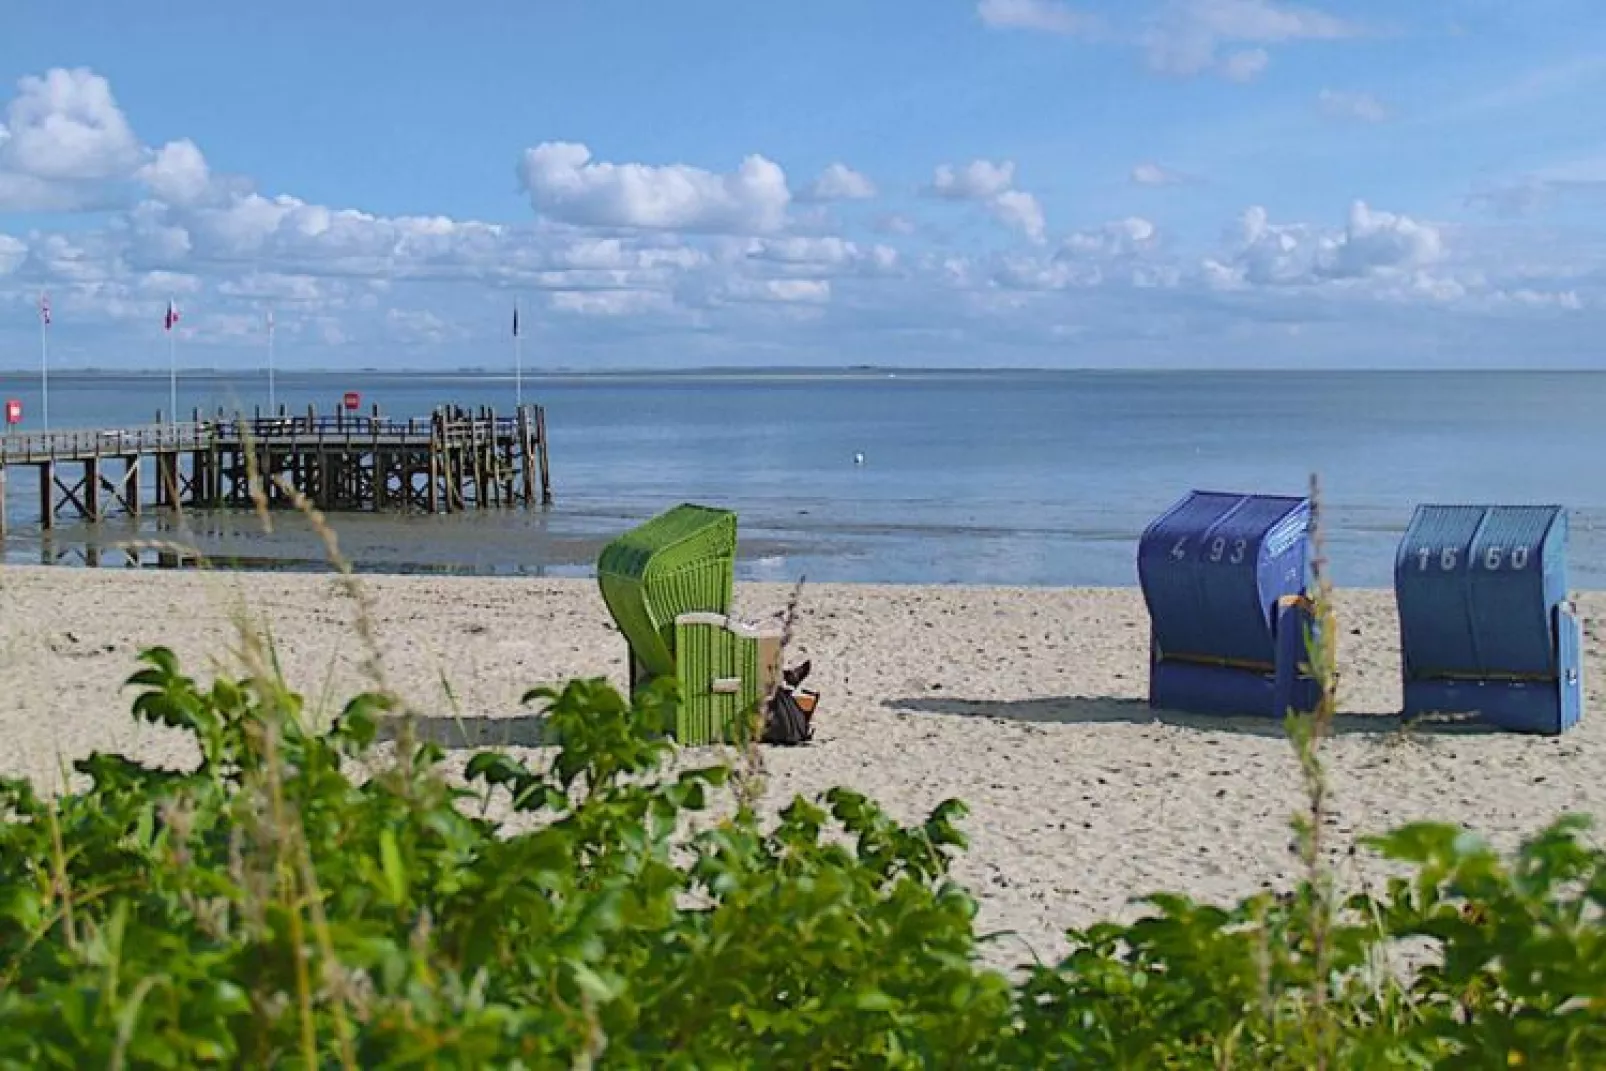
[{"xmin": 0, "ymin": 646, "xmax": 1602, "ymax": 1068}]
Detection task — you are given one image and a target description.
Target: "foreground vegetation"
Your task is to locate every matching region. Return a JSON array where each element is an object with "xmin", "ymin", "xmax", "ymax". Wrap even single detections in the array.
[{"xmin": 0, "ymin": 643, "xmax": 1599, "ymax": 1068}]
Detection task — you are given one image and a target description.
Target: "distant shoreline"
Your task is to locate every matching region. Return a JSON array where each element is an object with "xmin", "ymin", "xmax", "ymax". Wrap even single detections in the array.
[{"xmin": 4, "ymin": 366, "xmax": 1604, "ymax": 378}]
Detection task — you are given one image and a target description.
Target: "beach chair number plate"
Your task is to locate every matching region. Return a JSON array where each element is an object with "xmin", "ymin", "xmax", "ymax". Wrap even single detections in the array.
[
  {"xmin": 1412, "ymin": 546, "xmax": 1530, "ymax": 572},
  {"xmin": 1170, "ymin": 536, "xmax": 1249, "ymax": 565}
]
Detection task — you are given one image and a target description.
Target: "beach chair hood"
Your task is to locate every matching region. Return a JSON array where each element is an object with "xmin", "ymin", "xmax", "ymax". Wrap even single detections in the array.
[{"xmin": 596, "ymin": 503, "xmax": 738, "ymax": 679}]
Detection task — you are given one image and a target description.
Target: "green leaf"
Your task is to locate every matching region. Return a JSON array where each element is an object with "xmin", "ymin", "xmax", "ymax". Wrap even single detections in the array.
[{"xmin": 380, "ymin": 827, "xmax": 407, "ymax": 905}]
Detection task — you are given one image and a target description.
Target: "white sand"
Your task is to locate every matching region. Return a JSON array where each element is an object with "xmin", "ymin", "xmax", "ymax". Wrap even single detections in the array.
[{"xmin": 2, "ymin": 564, "xmax": 1603, "ymax": 969}]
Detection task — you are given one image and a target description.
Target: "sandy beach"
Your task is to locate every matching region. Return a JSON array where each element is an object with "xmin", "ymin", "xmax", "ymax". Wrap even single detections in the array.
[{"xmin": 2, "ymin": 563, "xmax": 1603, "ymax": 969}]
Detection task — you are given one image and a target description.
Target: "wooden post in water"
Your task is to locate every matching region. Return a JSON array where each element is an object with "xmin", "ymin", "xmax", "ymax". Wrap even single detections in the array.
[
  {"xmin": 85, "ymin": 456, "xmax": 101, "ymax": 521},
  {"xmin": 536, "ymin": 405, "xmax": 552, "ymax": 505},
  {"xmin": 37, "ymin": 461, "xmax": 53, "ymax": 530}
]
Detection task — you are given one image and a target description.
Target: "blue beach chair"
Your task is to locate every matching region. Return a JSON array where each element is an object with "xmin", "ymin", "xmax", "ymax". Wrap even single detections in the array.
[
  {"xmin": 1137, "ymin": 490, "xmax": 1322, "ymax": 718},
  {"xmin": 1394, "ymin": 504, "xmax": 1583, "ymax": 735}
]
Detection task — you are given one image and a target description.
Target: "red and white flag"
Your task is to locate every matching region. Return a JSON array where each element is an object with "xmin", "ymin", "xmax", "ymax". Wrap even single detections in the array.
[
  {"xmin": 164, "ymin": 299, "xmax": 180, "ymax": 331},
  {"xmin": 39, "ymin": 292, "xmax": 50, "ymax": 326}
]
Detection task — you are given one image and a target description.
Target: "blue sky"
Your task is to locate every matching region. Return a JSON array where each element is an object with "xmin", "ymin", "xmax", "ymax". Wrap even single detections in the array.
[{"xmin": 1, "ymin": 0, "xmax": 1604, "ymax": 370}]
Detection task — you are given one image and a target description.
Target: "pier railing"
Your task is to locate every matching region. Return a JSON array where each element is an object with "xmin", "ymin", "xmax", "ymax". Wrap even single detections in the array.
[
  {"xmin": 0, "ymin": 423, "xmax": 210, "ymax": 464},
  {"xmin": 0, "ymin": 414, "xmax": 523, "ymax": 463}
]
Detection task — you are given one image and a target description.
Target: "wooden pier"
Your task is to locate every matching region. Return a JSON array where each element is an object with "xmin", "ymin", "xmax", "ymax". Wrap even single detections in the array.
[{"xmin": 0, "ymin": 403, "xmax": 552, "ymax": 536}]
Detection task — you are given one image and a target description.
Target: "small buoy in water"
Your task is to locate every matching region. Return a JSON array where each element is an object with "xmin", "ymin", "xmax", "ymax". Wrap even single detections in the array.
[{"xmin": 853, "ymin": 452, "xmax": 865, "ymax": 466}]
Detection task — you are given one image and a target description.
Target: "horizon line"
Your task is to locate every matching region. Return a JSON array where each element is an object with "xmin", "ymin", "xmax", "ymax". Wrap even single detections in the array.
[{"xmin": 2, "ymin": 363, "xmax": 1603, "ymax": 377}]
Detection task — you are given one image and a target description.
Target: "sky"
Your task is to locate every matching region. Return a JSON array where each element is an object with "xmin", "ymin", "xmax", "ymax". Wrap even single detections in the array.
[{"xmin": 1, "ymin": 0, "xmax": 1604, "ymax": 371}]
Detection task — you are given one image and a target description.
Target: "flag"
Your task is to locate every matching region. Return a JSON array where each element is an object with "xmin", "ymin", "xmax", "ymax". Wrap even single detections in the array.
[
  {"xmin": 164, "ymin": 299, "xmax": 179, "ymax": 331},
  {"xmin": 267, "ymin": 309, "xmax": 274, "ymax": 332},
  {"xmin": 512, "ymin": 304, "xmax": 520, "ymax": 338},
  {"xmin": 39, "ymin": 292, "xmax": 50, "ymax": 326}
]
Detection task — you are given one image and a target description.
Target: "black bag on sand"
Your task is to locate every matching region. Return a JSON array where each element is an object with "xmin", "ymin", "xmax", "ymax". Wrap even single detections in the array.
[{"xmin": 762, "ymin": 660, "xmax": 818, "ymax": 746}]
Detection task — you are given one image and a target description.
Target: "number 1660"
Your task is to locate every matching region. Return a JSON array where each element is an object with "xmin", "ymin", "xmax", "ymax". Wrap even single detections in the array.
[{"xmin": 1415, "ymin": 546, "xmax": 1530, "ymax": 571}]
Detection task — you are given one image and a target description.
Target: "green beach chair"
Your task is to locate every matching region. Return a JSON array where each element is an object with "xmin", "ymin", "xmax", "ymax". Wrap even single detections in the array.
[{"xmin": 596, "ymin": 503, "xmax": 782, "ymax": 745}]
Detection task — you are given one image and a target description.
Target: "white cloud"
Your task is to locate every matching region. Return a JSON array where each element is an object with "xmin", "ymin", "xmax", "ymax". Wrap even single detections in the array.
[
  {"xmin": 986, "ymin": 0, "xmax": 1362, "ymax": 82},
  {"xmin": 216, "ymin": 272, "xmax": 326, "ymax": 303},
  {"xmin": 548, "ymin": 289, "xmax": 675, "ymax": 317},
  {"xmin": 1315, "ymin": 201, "xmax": 1441, "ymax": 278},
  {"xmin": 1205, "ymin": 201, "xmax": 1444, "ymax": 289},
  {"xmin": 1130, "ymin": 161, "xmax": 1191, "ymax": 186},
  {"xmin": 930, "ymin": 158, "xmax": 1016, "ymax": 200},
  {"xmin": 744, "ymin": 235, "xmax": 898, "ymax": 274},
  {"xmin": 990, "ymin": 189, "xmax": 1047, "ymax": 243},
  {"xmin": 0, "ymin": 65, "xmax": 1599, "ymax": 371},
  {"xmin": 0, "ymin": 234, "xmax": 25, "ymax": 276},
  {"xmin": 722, "ymin": 278, "xmax": 832, "ymax": 304},
  {"xmin": 1317, "ymin": 89, "xmax": 1389, "ymax": 122},
  {"xmin": 137, "ymin": 139, "xmax": 213, "ymax": 205},
  {"xmin": 0, "ymin": 68, "xmax": 142, "ymax": 182},
  {"xmin": 798, "ymin": 162, "xmax": 877, "ymax": 202},
  {"xmin": 1065, "ymin": 217, "xmax": 1161, "ymax": 257},
  {"xmin": 517, "ymin": 141, "xmax": 791, "ymax": 234},
  {"xmin": 927, "ymin": 158, "xmax": 1048, "ymax": 242},
  {"xmin": 976, "ymin": 0, "xmax": 1101, "ymax": 35},
  {"xmin": 1143, "ymin": 0, "xmax": 1362, "ymax": 81}
]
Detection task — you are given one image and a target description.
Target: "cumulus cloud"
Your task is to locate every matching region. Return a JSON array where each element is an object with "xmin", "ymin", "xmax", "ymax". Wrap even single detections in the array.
[
  {"xmin": 1315, "ymin": 201, "xmax": 1441, "ymax": 278},
  {"xmin": 0, "ymin": 64, "xmax": 1597, "ymax": 370},
  {"xmin": 0, "ymin": 67, "xmax": 143, "ymax": 181},
  {"xmin": 1065, "ymin": 217, "xmax": 1161, "ymax": 257},
  {"xmin": 518, "ymin": 141, "xmax": 791, "ymax": 234},
  {"xmin": 1317, "ymin": 89, "xmax": 1389, "ymax": 122},
  {"xmin": 927, "ymin": 158, "xmax": 1046, "ymax": 242},
  {"xmin": 798, "ymin": 162, "xmax": 876, "ymax": 202},
  {"xmin": 137, "ymin": 139, "xmax": 214, "ymax": 205},
  {"xmin": 1203, "ymin": 201, "xmax": 1443, "ymax": 289},
  {"xmin": 930, "ymin": 158, "xmax": 1017, "ymax": 200},
  {"xmin": 989, "ymin": 189, "xmax": 1047, "ymax": 243}
]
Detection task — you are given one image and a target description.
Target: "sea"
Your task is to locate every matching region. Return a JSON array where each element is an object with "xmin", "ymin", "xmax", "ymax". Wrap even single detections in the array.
[{"xmin": 2, "ymin": 368, "xmax": 1603, "ymax": 589}]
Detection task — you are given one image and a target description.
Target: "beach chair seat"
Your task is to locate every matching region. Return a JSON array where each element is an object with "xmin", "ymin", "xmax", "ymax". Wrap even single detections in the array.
[
  {"xmin": 597, "ymin": 503, "xmax": 783, "ymax": 744},
  {"xmin": 1137, "ymin": 490, "xmax": 1322, "ymax": 717},
  {"xmin": 1394, "ymin": 504, "xmax": 1583, "ymax": 734}
]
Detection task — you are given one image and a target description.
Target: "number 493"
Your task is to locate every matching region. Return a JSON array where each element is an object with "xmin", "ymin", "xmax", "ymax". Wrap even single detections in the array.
[{"xmin": 1170, "ymin": 536, "xmax": 1248, "ymax": 564}]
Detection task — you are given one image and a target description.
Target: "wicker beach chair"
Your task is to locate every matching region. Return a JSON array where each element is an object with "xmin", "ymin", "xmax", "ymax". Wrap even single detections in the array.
[
  {"xmin": 1394, "ymin": 504, "xmax": 1583, "ymax": 734},
  {"xmin": 1137, "ymin": 490, "xmax": 1322, "ymax": 718},
  {"xmin": 597, "ymin": 503, "xmax": 783, "ymax": 744}
]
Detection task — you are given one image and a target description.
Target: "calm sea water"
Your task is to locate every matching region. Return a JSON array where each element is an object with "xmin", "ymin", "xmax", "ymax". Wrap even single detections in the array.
[{"xmin": 2, "ymin": 368, "xmax": 1603, "ymax": 589}]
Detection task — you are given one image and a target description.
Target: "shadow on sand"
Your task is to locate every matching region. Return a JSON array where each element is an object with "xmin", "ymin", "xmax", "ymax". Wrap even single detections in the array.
[
  {"xmin": 884, "ymin": 694, "xmax": 1507, "ymax": 739},
  {"xmin": 376, "ymin": 713, "xmax": 557, "ymax": 750}
]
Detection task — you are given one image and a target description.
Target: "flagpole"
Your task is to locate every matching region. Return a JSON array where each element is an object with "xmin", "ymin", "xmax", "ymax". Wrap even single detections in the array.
[
  {"xmin": 267, "ymin": 308, "xmax": 276, "ymax": 413},
  {"xmin": 168, "ymin": 297, "xmax": 177, "ymax": 424},
  {"xmin": 513, "ymin": 298, "xmax": 523, "ymax": 408},
  {"xmin": 39, "ymin": 293, "xmax": 49, "ymax": 432}
]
